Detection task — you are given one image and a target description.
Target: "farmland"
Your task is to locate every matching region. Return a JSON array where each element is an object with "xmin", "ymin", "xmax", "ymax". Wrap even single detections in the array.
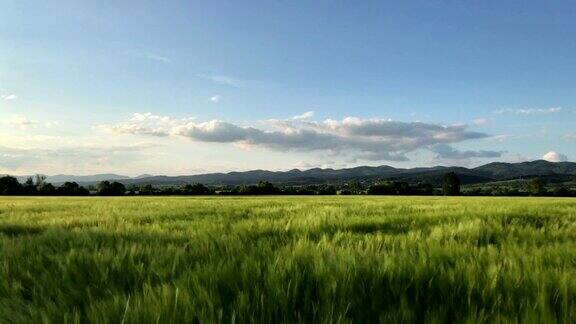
[{"xmin": 0, "ymin": 196, "xmax": 575, "ymax": 323}]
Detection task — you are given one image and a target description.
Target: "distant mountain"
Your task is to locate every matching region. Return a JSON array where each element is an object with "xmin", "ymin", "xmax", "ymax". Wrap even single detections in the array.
[
  {"xmin": 116, "ymin": 160, "xmax": 576, "ymax": 186},
  {"xmin": 7, "ymin": 160, "xmax": 575, "ymax": 187},
  {"xmin": 9, "ymin": 174, "xmax": 131, "ymax": 184},
  {"xmin": 47, "ymin": 174, "xmax": 130, "ymax": 184},
  {"xmin": 473, "ymin": 160, "xmax": 576, "ymax": 179},
  {"xmin": 134, "ymin": 174, "xmax": 155, "ymax": 179}
]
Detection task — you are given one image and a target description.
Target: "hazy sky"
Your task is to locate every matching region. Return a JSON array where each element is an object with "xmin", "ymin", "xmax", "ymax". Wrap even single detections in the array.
[{"xmin": 1, "ymin": 1, "xmax": 575, "ymax": 176}]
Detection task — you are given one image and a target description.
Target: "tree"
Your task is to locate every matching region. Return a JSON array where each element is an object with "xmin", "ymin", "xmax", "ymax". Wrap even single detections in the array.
[
  {"xmin": 553, "ymin": 186, "xmax": 571, "ymax": 197},
  {"xmin": 0, "ymin": 176, "xmax": 22, "ymax": 195},
  {"xmin": 348, "ymin": 181, "xmax": 364, "ymax": 195},
  {"xmin": 139, "ymin": 184, "xmax": 155, "ymax": 195},
  {"xmin": 97, "ymin": 181, "xmax": 126, "ymax": 196},
  {"xmin": 443, "ymin": 172, "xmax": 461, "ymax": 196},
  {"xmin": 56, "ymin": 182, "xmax": 89, "ymax": 196},
  {"xmin": 527, "ymin": 177, "xmax": 546, "ymax": 196},
  {"xmin": 256, "ymin": 181, "xmax": 281, "ymax": 194},
  {"xmin": 22, "ymin": 177, "xmax": 37, "ymax": 195},
  {"xmin": 182, "ymin": 183, "xmax": 211, "ymax": 195},
  {"xmin": 34, "ymin": 174, "xmax": 47, "ymax": 188},
  {"xmin": 317, "ymin": 185, "xmax": 336, "ymax": 195},
  {"xmin": 237, "ymin": 181, "xmax": 281, "ymax": 195},
  {"xmin": 367, "ymin": 182, "xmax": 396, "ymax": 195},
  {"xmin": 33, "ymin": 174, "xmax": 55, "ymax": 194},
  {"xmin": 38, "ymin": 183, "xmax": 56, "ymax": 195}
]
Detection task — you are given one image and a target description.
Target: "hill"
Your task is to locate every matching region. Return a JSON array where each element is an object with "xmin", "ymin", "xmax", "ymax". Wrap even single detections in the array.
[
  {"xmin": 116, "ymin": 160, "xmax": 576, "ymax": 186},
  {"xmin": 8, "ymin": 160, "xmax": 575, "ymax": 186}
]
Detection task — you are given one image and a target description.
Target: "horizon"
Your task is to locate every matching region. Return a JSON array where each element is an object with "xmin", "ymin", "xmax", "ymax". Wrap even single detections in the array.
[
  {"xmin": 3, "ymin": 158, "xmax": 571, "ymax": 178},
  {"xmin": 2, "ymin": 1, "xmax": 575, "ymax": 176}
]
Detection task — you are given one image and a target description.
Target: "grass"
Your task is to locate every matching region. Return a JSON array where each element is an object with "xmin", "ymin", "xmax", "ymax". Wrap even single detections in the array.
[{"xmin": 0, "ymin": 196, "xmax": 575, "ymax": 323}]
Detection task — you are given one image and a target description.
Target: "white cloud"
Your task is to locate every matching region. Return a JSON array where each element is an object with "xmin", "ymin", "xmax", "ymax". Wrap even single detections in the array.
[
  {"xmin": 494, "ymin": 107, "xmax": 562, "ymax": 115},
  {"xmin": 145, "ymin": 54, "xmax": 171, "ymax": 63},
  {"xmin": 292, "ymin": 111, "xmax": 314, "ymax": 120},
  {"xmin": 100, "ymin": 113, "xmax": 495, "ymax": 162},
  {"xmin": 197, "ymin": 74, "xmax": 245, "ymax": 88},
  {"xmin": 490, "ymin": 134, "xmax": 515, "ymax": 142},
  {"xmin": 293, "ymin": 161, "xmax": 316, "ymax": 169},
  {"xmin": 542, "ymin": 151, "xmax": 568, "ymax": 162},
  {"xmin": 44, "ymin": 121, "xmax": 60, "ymax": 129},
  {"xmin": 472, "ymin": 117, "xmax": 491, "ymax": 126},
  {"xmin": 293, "ymin": 160, "xmax": 344, "ymax": 170},
  {"xmin": 563, "ymin": 133, "xmax": 576, "ymax": 141},
  {"xmin": 2, "ymin": 115, "xmax": 60, "ymax": 131},
  {"xmin": 6, "ymin": 116, "xmax": 37, "ymax": 129},
  {"xmin": 1, "ymin": 94, "xmax": 18, "ymax": 100},
  {"xmin": 210, "ymin": 95, "xmax": 221, "ymax": 102},
  {"xmin": 129, "ymin": 51, "xmax": 172, "ymax": 63},
  {"xmin": 98, "ymin": 113, "xmax": 195, "ymax": 137},
  {"xmin": 0, "ymin": 143, "xmax": 159, "ymax": 172}
]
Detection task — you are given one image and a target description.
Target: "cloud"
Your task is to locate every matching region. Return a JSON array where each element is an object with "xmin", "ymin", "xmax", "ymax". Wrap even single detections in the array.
[
  {"xmin": 0, "ymin": 143, "xmax": 158, "ymax": 171},
  {"xmin": 472, "ymin": 117, "xmax": 491, "ymax": 126},
  {"xmin": 494, "ymin": 107, "xmax": 562, "ymax": 115},
  {"xmin": 98, "ymin": 113, "xmax": 195, "ymax": 137},
  {"xmin": 430, "ymin": 144, "xmax": 504, "ymax": 160},
  {"xmin": 292, "ymin": 111, "xmax": 314, "ymax": 120},
  {"xmin": 144, "ymin": 54, "xmax": 171, "ymax": 63},
  {"xmin": 293, "ymin": 160, "xmax": 346, "ymax": 170},
  {"xmin": 6, "ymin": 116, "xmax": 37, "ymax": 129},
  {"xmin": 101, "ymin": 113, "xmax": 494, "ymax": 162},
  {"xmin": 44, "ymin": 121, "xmax": 60, "ymax": 129},
  {"xmin": 210, "ymin": 95, "xmax": 221, "ymax": 103},
  {"xmin": 563, "ymin": 133, "xmax": 576, "ymax": 141},
  {"xmin": 542, "ymin": 151, "xmax": 568, "ymax": 162},
  {"xmin": 3, "ymin": 115, "xmax": 60, "ymax": 131},
  {"xmin": 1, "ymin": 94, "xmax": 18, "ymax": 100},
  {"xmin": 197, "ymin": 74, "xmax": 245, "ymax": 88},
  {"xmin": 129, "ymin": 51, "xmax": 172, "ymax": 63}
]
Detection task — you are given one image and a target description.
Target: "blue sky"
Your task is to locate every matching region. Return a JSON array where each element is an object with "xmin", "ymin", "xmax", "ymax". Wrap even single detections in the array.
[{"xmin": 1, "ymin": 1, "xmax": 575, "ymax": 175}]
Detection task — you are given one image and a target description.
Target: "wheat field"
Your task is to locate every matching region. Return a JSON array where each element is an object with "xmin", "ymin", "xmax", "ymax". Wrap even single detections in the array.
[{"xmin": 0, "ymin": 196, "xmax": 575, "ymax": 323}]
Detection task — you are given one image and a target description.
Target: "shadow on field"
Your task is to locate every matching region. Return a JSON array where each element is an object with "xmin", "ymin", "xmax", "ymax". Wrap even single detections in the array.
[
  {"xmin": 343, "ymin": 222, "xmax": 412, "ymax": 235},
  {"xmin": 0, "ymin": 224, "xmax": 46, "ymax": 236}
]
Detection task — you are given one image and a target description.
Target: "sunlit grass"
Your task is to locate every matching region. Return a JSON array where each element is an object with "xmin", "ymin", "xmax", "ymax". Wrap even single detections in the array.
[{"xmin": 0, "ymin": 196, "xmax": 575, "ymax": 323}]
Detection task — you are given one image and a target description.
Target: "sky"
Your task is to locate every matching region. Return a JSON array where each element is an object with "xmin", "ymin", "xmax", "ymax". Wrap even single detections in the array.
[{"xmin": 1, "ymin": 0, "xmax": 575, "ymax": 176}]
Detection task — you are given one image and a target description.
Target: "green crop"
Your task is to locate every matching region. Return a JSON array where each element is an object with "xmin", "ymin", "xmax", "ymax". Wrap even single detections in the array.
[{"xmin": 0, "ymin": 196, "xmax": 575, "ymax": 323}]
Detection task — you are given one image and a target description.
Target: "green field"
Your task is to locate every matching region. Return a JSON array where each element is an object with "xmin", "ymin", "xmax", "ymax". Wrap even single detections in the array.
[{"xmin": 0, "ymin": 197, "xmax": 575, "ymax": 323}]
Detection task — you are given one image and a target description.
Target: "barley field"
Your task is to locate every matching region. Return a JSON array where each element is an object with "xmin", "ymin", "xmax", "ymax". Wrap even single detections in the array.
[{"xmin": 0, "ymin": 196, "xmax": 575, "ymax": 323}]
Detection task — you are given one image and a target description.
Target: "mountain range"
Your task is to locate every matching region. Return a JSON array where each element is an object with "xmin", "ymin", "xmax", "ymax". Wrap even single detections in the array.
[{"xmin": 9, "ymin": 160, "xmax": 576, "ymax": 187}]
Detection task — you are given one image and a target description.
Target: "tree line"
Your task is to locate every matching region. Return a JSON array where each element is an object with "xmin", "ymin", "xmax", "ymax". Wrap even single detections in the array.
[{"xmin": 1, "ymin": 172, "xmax": 575, "ymax": 197}]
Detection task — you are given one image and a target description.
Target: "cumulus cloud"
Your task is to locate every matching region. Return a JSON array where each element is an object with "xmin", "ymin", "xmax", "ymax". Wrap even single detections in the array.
[
  {"xmin": 98, "ymin": 113, "xmax": 195, "ymax": 137},
  {"xmin": 292, "ymin": 111, "xmax": 314, "ymax": 120},
  {"xmin": 6, "ymin": 116, "xmax": 37, "ymax": 129},
  {"xmin": 542, "ymin": 151, "xmax": 568, "ymax": 162},
  {"xmin": 430, "ymin": 144, "xmax": 504, "ymax": 160},
  {"xmin": 210, "ymin": 95, "xmax": 221, "ymax": 102},
  {"xmin": 1, "ymin": 94, "xmax": 18, "ymax": 100},
  {"xmin": 494, "ymin": 107, "xmax": 562, "ymax": 115},
  {"xmin": 100, "ymin": 113, "xmax": 495, "ymax": 162}
]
